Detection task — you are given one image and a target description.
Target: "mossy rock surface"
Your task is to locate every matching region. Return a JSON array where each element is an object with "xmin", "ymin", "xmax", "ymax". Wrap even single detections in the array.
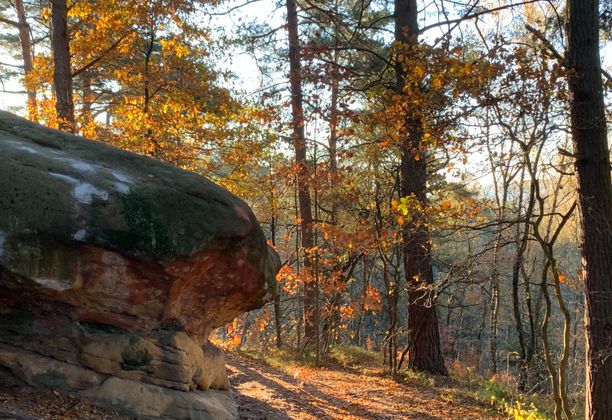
[
  {"xmin": 0, "ymin": 111, "xmax": 279, "ymax": 314},
  {"xmin": 0, "ymin": 111, "xmax": 265, "ymax": 263}
]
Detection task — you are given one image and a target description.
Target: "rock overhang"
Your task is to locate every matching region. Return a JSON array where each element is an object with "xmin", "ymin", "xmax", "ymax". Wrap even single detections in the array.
[{"xmin": 0, "ymin": 111, "xmax": 279, "ymax": 323}]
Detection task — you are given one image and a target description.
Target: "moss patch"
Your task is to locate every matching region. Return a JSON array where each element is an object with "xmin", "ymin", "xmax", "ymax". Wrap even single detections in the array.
[
  {"xmin": 0, "ymin": 308, "xmax": 35, "ymax": 332},
  {"xmin": 31, "ymin": 371, "xmax": 69, "ymax": 390},
  {"xmin": 79, "ymin": 321, "xmax": 127, "ymax": 336},
  {"xmin": 121, "ymin": 338, "xmax": 153, "ymax": 372}
]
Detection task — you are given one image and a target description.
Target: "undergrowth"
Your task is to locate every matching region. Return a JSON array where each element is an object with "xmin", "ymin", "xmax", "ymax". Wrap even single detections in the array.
[
  {"xmin": 237, "ymin": 347, "xmax": 317, "ymax": 376},
  {"xmin": 447, "ymin": 362, "xmax": 551, "ymax": 419},
  {"xmin": 234, "ymin": 344, "xmax": 381, "ymax": 374}
]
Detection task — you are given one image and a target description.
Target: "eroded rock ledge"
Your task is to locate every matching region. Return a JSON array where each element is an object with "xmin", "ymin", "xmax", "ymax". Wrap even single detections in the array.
[{"xmin": 0, "ymin": 111, "xmax": 280, "ymax": 419}]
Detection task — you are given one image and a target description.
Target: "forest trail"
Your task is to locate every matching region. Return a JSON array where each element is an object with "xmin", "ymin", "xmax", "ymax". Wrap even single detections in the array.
[{"xmin": 227, "ymin": 352, "xmax": 498, "ymax": 419}]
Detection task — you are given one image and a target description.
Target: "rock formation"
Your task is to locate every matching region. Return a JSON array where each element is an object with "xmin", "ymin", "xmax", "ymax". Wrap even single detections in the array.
[{"xmin": 0, "ymin": 111, "xmax": 280, "ymax": 419}]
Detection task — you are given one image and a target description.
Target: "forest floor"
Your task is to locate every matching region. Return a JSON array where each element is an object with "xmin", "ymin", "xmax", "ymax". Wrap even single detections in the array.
[
  {"xmin": 227, "ymin": 347, "xmax": 502, "ymax": 419},
  {"xmin": 0, "ymin": 345, "xmax": 518, "ymax": 419},
  {"xmin": 0, "ymin": 382, "xmax": 125, "ymax": 420}
]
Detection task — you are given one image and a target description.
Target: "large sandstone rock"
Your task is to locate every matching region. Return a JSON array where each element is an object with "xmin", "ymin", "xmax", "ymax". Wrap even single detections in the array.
[{"xmin": 0, "ymin": 111, "xmax": 280, "ymax": 418}]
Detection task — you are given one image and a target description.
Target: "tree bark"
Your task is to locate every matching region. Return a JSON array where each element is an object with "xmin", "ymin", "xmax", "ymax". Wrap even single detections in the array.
[
  {"xmin": 286, "ymin": 0, "xmax": 316, "ymax": 344},
  {"xmin": 567, "ymin": 1, "xmax": 612, "ymax": 418},
  {"xmin": 394, "ymin": 0, "xmax": 447, "ymax": 375},
  {"xmin": 80, "ymin": 72, "xmax": 93, "ymax": 133},
  {"xmin": 382, "ymin": 255, "xmax": 400, "ymax": 377},
  {"xmin": 15, "ymin": 0, "xmax": 37, "ymax": 120},
  {"xmin": 142, "ymin": 30, "xmax": 158, "ymax": 157},
  {"xmin": 270, "ymin": 211, "xmax": 283, "ymax": 349},
  {"xmin": 489, "ymin": 273, "xmax": 500, "ymax": 374},
  {"xmin": 513, "ymin": 170, "xmax": 535, "ymax": 390},
  {"xmin": 328, "ymin": 8, "xmax": 340, "ymax": 226},
  {"xmin": 51, "ymin": 0, "xmax": 74, "ymax": 132}
]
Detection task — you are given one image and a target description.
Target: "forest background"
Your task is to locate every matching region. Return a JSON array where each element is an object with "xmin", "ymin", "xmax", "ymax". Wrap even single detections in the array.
[{"xmin": 0, "ymin": 0, "xmax": 611, "ymax": 418}]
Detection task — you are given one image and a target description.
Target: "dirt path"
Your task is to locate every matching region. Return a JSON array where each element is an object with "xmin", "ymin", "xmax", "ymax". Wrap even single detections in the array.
[{"xmin": 227, "ymin": 352, "xmax": 498, "ymax": 419}]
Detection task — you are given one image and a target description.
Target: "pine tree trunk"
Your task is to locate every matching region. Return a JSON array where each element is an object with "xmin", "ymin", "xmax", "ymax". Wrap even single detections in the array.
[
  {"xmin": 322, "ymin": 5, "xmax": 341, "ymax": 348},
  {"xmin": 15, "ymin": 0, "xmax": 37, "ymax": 120},
  {"xmin": 142, "ymin": 31, "xmax": 156, "ymax": 157},
  {"xmin": 285, "ymin": 0, "xmax": 316, "ymax": 344},
  {"xmin": 567, "ymin": 1, "xmax": 612, "ymax": 418},
  {"xmin": 51, "ymin": 0, "xmax": 74, "ymax": 132},
  {"xmin": 80, "ymin": 72, "xmax": 93, "ymax": 134},
  {"xmin": 394, "ymin": 0, "xmax": 446, "ymax": 375}
]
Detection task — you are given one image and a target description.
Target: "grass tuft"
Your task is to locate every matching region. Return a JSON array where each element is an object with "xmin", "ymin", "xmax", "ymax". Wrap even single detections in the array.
[{"xmin": 327, "ymin": 345, "xmax": 381, "ymax": 368}]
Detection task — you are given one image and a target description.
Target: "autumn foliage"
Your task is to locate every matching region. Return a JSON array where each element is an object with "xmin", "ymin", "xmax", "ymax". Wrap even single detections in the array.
[{"xmin": 1, "ymin": 0, "xmax": 609, "ymax": 417}]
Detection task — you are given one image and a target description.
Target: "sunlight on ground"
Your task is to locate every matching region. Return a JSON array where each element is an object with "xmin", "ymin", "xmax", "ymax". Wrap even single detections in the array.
[{"xmin": 225, "ymin": 346, "xmax": 510, "ymax": 419}]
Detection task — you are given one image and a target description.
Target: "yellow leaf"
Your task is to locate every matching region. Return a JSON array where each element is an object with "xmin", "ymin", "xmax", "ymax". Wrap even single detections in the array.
[
  {"xmin": 412, "ymin": 65, "xmax": 425, "ymax": 79},
  {"xmin": 441, "ymin": 198, "xmax": 453, "ymax": 210}
]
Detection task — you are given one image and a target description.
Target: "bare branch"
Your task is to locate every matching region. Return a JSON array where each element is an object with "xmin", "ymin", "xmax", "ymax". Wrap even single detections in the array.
[
  {"xmin": 525, "ymin": 25, "xmax": 565, "ymax": 63},
  {"xmin": 419, "ymin": 0, "xmax": 544, "ymax": 35},
  {"xmin": 526, "ymin": 24, "xmax": 612, "ymax": 83},
  {"xmin": 0, "ymin": 16, "xmax": 19, "ymax": 27}
]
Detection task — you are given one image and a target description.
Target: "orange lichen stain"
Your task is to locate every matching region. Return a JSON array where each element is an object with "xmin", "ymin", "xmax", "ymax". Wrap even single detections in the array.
[{"xmin": 163, "ymin": 246, "xmax": 267, "ymax": 339}]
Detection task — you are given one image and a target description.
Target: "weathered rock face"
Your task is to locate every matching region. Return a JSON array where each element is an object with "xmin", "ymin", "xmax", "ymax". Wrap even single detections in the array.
[{"xmin": 0, "ymin": 111, "xmax": 280, "ymax": 419}]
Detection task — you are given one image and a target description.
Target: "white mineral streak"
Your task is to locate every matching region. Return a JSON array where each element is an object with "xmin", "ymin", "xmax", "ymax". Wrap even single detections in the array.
[
  {"xmin": 49, "ymin": 172, "xmax": 108, "ymax": 204},
  {"xmin": 33, "ymin": 277, "xmax": 72, "ymax": 292},
  {"xmin": 113, "ymin": 182, "xmax": 130, "ymax": 194},
  {"xmin": 72, "ymin": 229, "xmax": 87, "ymax": 241}
]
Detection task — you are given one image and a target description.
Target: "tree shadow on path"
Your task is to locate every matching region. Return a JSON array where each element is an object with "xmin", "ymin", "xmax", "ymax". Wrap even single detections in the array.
[{"xmin": 227, "ymin": 352, "xmax": 439, "ymax": 419}]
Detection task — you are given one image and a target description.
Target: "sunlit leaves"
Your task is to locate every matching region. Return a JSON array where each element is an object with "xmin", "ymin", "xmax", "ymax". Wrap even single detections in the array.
[{"xmin": 362, "ymin": 285, "xmax": 382, "ymax": 313}]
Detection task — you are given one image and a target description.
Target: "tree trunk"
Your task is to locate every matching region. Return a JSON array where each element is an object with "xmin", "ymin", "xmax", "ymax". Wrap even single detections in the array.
[
  {"xmin": 15, "ymin": 0, "xmax": 37, "ymax": 120},
  {"xmin": 382, "ymin": 256, "xmax": 400, "ymax": 377},
  {"xmin": 80, "ymin": 72, "xmax": 93, "ymax": 134},
  {"xmin": 394, "ymin": 0, "xmax": 446, "ymax": 376},
  {"xmin": 286, "ymin": 0, "xmax": 316, "ymax": 344},
  {"xmin": 322, "ymin": 12, "xmax": 342, "ymax": 349},
  {"xmin": 489, "ymin": 276, "xmax": 500, "ymax": 374},
  {"xmin": 142, "ymin": 31, "xmax": 158, "ymax": 158},
  {"xmin": 313, "ymin": 143, "xmax": 321, "ymax": 365},
  {"xmin": 328, "ymin": 9, "xmax": 340, "ymax": 226},
  {"xmin": 488, "ymin": 218, "xmax": 503, "ymax": 375},
  {"xmin": 513, "ymin": 172, "xmax": 535, "ymax": 389},
  {"xmin": 567, "ymin": 1, "xmax": 612, "ymax": 418},
  {"xmin": 270, "ymin": 213, "xmax": 283, "ymax": 349},
  {"xmin": 51, "ymin": 0, "xmax": 74, "ymax": 132}
]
